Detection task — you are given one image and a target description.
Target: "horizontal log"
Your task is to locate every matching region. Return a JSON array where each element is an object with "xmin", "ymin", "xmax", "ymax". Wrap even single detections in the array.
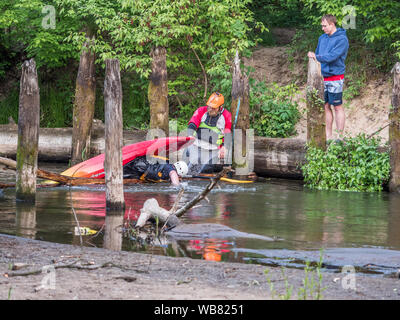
[
  {"xmin": 0, "ymin": 123, "xmax": 147, "ymax": 161},
  {"xmin": 1, "ymin": 122, "xmax": 323, "ymax": 179},
  {"xmin": 0, "ymin": 124, "xmax": 308, "ymax": 178},
  {"xmin": 253, "ymin": 137, "xmax": 306, "ymax": 179}
]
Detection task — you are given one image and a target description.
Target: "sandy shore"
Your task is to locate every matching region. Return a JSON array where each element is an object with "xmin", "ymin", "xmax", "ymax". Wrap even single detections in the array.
[{"xmin": 0, "ymin": 234, "xmax": 399, "ymax": 301}]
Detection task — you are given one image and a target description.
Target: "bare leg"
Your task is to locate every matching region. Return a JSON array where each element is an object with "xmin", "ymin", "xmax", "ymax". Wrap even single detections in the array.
[
  {"xmin": 334, "ymin": 105, "xmax": 345, "ymax": 138},
  {"xmin": 324, "ymin": 103, "xmax": 333, "ymax": 140}
]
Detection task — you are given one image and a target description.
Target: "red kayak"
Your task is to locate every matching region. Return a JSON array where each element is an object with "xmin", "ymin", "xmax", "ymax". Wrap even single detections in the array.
[{"xmin": 58, "ymin": 136, "xmax": 194, "ymax": 179}]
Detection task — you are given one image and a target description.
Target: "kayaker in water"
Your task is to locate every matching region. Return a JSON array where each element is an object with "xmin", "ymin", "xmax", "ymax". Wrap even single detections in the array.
[
  {"xmin": 123, "ymin": 156, "xmax": 188, "ymax": 186},
  {"xmin": 183, "ymin": 92, "xmax": 232, "ymax": 174}
]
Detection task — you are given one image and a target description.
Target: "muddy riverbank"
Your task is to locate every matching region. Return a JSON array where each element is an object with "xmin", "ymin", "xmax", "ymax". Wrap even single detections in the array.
[{"xmin": 0, "ymin": 234, "xmax": 399, "ymax": 300}]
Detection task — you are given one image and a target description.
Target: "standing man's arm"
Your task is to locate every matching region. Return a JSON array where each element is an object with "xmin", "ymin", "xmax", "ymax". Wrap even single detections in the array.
[
  {"xmin": 315, "ymin": 38, "xmax": 348, "ymax": 63},
  {"xmin": 308, "ymin": 38, "xmax": 321, "ymax": 59}
]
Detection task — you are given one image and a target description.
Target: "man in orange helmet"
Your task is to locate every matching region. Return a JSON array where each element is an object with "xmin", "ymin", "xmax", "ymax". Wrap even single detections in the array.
[{"xmin": 184, "ymin": 92, "xmax": 232, "ymax": 174}]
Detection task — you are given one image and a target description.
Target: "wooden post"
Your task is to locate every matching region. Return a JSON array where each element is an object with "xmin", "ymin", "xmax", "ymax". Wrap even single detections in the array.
[
  {"xmin": 231, "ymin": 51, "xmax": 250, "ymax": 132},
  {"xmin": 230, "ymin": 51, "xmax": 250, "ymax": 173},
  {"xmin": 71, "ymin": 38, "xmax": 96, "ymax": 165},
  {"xmin": 148, "ymin": 46, "xmax": 169, "ymax": 136},
  {"xmin": 16, "ymin": 59, "xmax": 40, "ymax": 203},
  {"xmin": 104, "ymin": 59, "xmax": 125, "ymax": 211},
  {"xmin": 389, "ymin": 62, "xmax": 400, "ymax": 193},
  {"xmin": 16, "ymin": 203, "xmax": 36, "ymax": 239},
  {"xmin": 306, "ymin": 57, "xmax": 326, "ymax": 150},
  {"xmin": 103, "ymin": 214, "xmax": 124, "ymax": 251}
]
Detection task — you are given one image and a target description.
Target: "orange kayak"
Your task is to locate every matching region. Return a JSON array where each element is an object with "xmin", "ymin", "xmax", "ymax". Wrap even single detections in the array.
[{"xmin": 52, "ymin": 136, "xmax": 194, "ymax": 180}]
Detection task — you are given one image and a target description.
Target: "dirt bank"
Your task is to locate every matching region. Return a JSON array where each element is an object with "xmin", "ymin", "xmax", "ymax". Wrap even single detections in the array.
[
  {"xmin": 244, "ymin": 46, "xmax": 391, "ymax": 142},
  {"xmin": 0, "ymin": 234, "xmax": 399, "ymax": 300}
]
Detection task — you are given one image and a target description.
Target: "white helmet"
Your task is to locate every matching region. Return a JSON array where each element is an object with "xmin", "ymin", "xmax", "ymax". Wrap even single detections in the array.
[{"xmin": 173, "ymin": 161, "xmax": 188, "ymax": 176}]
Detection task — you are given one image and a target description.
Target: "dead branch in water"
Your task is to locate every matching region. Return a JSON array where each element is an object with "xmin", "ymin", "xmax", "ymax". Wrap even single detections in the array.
[{"xmin": 135, "ymin": 167, "xmax": 230, "ymax": 230}]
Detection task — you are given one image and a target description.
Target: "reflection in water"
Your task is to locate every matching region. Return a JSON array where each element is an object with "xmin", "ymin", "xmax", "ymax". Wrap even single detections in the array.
[
  {"xmin": 1, "ymin": 177, "xmax": 400, "ymax": 275},
  {"xmin": 16, "ymin": 203, "xmax": 36, "ymax": 239},
  {"xmin": 103, "ymin": 212, "xmax": 124, "ymax": 251},
  {"xmin": 187, "ymin": 239, "xmax": 232, "ymax": 262}
]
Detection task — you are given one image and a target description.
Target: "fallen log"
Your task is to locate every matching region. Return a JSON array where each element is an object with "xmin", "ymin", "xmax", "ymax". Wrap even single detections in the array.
[
  {"xmin": 0, "ymin": 124, "xmax": 147, "ymax": 161},
  {"xmin": 134, "ymin": 167, "xmax": 278, "ymax": 242},
  {"xmin": 0, "ymin": 156, "xmax": 143, "ymax": 187},
  {"xmin": 0, "ymin": 125, "xmax": 307, "ymax": 178},
  {"xmin": 135, "ymin": 168, "xmax": 230, "ymax": 229}
]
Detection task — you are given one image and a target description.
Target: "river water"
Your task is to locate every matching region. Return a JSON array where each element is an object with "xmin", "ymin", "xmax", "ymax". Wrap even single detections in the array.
[{"xmin": 1, "ymin": 163, "xmax": 400, "ymax": 277}]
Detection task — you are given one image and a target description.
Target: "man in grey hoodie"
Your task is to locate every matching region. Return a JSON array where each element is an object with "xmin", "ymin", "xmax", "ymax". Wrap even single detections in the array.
[{"xmin": 308, "ymin": 14, "xmax": 349, "ymax": 141}]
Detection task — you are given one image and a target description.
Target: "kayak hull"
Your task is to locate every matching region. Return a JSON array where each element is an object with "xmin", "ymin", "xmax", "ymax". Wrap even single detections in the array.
[{"xmin": 56, "ymin": 136, "xmax": 194, "ymax": 180}]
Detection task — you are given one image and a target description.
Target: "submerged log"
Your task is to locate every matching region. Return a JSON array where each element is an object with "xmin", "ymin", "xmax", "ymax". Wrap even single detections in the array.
[
  {"xmin": 0, "ymin": 156, "xmax": 143, "ymax": 187},
  {"xmin": 16, "ymin": 59, "xmax": 40, "ymax": 203},
  {"xmin": 135, "ymin": 169, "xmax": 229, "ymax": 229},
  {"xmin": 134, "ymin": 168, "xmax": 278, "ymax": 242}
]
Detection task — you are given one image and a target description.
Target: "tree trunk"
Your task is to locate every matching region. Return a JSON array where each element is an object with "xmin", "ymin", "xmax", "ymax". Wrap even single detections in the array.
[
  {"xmin": 230, "ymin": 51, "xmax": 251, "ymax": 174},
  {"xmin": 306, "ymin": 57, "xmax": 326, "ymax": 150},
  {"xmin": 148, "ymin": 46, "xmax": 169, "ymax": 137},
  {"xmin": 71, "ymin": 38, "xmax": 96, "ymax": 165},
  {"xmin": 104, "ymin": 59, "xmax": 125, "ymax": 211},
  {"xmin": 16, "ymin": 59, "xmax": 40, "ymax": 203},
  {"xmin": 389, "ymin": 62, "xmax": 400, "ymax": 193}
]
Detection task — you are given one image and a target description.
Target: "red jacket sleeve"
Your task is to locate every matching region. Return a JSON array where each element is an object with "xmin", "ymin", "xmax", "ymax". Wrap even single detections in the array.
[
  {"xmin": 222, "ymin": 109, "xmax": 232, "ymax": 134},
  {"xmin": 188, "ymin": 106, "xmax": 208, "ymax": 128}
]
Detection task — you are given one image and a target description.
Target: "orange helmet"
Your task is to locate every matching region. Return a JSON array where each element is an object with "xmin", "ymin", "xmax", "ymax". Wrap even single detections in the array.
[{"xmin": 206, "ymin": 92, "xmax": 224, "ymax": 109}]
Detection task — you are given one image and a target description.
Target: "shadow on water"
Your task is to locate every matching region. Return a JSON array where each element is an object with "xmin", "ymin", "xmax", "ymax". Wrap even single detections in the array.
[{"xmin": 1, "ymin": 165, "xmax": 400, "ymax": 277}]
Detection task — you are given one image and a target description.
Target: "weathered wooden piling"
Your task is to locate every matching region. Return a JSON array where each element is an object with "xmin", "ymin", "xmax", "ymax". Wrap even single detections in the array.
[
  {"xmin": 148, "ymin": 46, "xmax": 169, "ymax": 136},
  {"xmin": 103, "ymin": 214, "xmax": 124, "ymax": 251},
  {"xmin": 16, "ymin": 203, "xmax": 36, "ymax": 239},
  {"xmin": 230, "ymin": 51, "xmax": 251, "ymax": 174},
  {"xmin": 231, "ymin": 51, "xmax": 250, "ymax": 133},
  {"xmin": 103, "ymin": 59, "xmax": 125, "ymax": 211},
  {"xmin": 306, "ymin": 57, "xmax": 326, "ymax": 150},
  {"xmin": 71, "ymin": 38, "xmax": 96, "ymax": 165},
  {"xmin": 389, "ymin": 62, "xmax": 400, "ymax": 193},
  {"xmin": 16, "ymin": 59, "xmax": 40, "ymax": 203}
]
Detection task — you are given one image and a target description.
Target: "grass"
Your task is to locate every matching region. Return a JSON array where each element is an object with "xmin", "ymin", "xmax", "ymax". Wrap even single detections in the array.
[{"xmin": 264, "ymin": 249, "xmax": 325, "ymax": 300}]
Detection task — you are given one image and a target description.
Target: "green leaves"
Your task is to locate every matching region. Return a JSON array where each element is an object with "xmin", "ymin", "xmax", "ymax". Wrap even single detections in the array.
[
  {"xmin": 250, "ymin": 81, "xmax": 301, "ymax": 138},
  {"xmin": 302, "ymin": 135, "xmax": 390, "ymax": 192}
]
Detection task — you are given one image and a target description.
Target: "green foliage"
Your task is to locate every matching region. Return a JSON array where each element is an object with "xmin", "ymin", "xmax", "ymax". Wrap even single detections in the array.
[
  {"xmin": 302, "ymin": 135, "xmax": 390, "ymax": 192},
  {"xmin": 302, "ymin": 0, "xmax": 400, "ymax": 60},
  {"xmin": 248, "ymin": 0, "xmax": 305, "ymax": 45},
  {"xmin": 40, "ymin": 84, "xmax": 74, "ymax": 127},
  {"xmin": 1, "ymin": 0, "xmax": 264, "ymax": 129},
  {"xmin": 250, "ymin": 81, "xmax": 301, "ymax": 138},
  {"xmin": 0, "ymin": 88, "xmax": 19, "ymax": 124}
]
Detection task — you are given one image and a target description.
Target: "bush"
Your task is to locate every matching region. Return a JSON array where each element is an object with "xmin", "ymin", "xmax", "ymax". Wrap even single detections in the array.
[
  {"xmin": 301, "ymin": 135, "xmax": 390, "ymax": 192},
  {"xmin": 250, "ymin": 81, "xmax": 301, "ymax": 138}
]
